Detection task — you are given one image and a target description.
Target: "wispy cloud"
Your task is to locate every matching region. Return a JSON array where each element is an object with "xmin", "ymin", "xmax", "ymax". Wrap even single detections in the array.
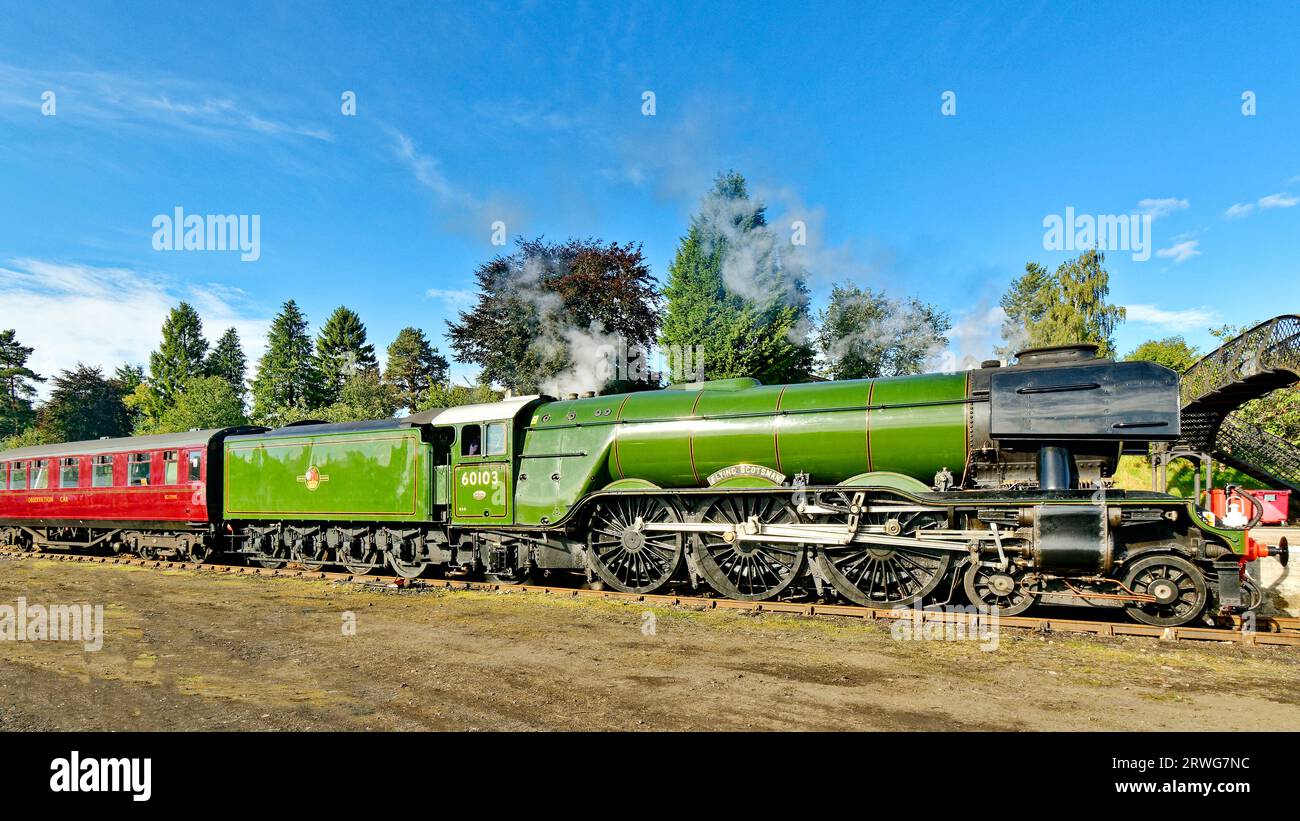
[
  {"xmin": 426, "ymin": 287, "xmax": 477, "ymax": 310},
  {"xmin": 0, "ymin": 62, "xmax": 333, "ymax": 143},
  {"xmin": 0, "ymin": 259, "xmax": 270, "ymax": 394},
  {"xmin": 1258, "ymin": 192, "xmax": 1299, "ymax": 209},
  {"xmin": 1156, "ymin": 239, "xmax": 1201, "ymax": 263},
  {"xmin": 389, "ymin": 129, "xmax": 527, "ymax": 242},
  {"xmin": 1223, "ymin": 188, "xmax": 1299, "ymax": 219},
  {"xmin": 1138, "ymin": 197, "xmax": 1189, "ymax": 219},
  {"xmin": 1124, "ymin": 303, "xmax": 1216, "ymax": 330}
]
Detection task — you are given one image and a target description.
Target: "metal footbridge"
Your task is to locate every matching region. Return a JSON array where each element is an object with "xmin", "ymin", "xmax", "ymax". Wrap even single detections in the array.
[{"xmin": 1166, "ymin": 315, "xmax": 1300, "ymax": 494}]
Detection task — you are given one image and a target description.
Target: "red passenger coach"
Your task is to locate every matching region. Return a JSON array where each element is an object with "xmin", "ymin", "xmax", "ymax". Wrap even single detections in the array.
[{"xmin": 0, "ymin": 427, "xmax": 261, "ymax": 561}]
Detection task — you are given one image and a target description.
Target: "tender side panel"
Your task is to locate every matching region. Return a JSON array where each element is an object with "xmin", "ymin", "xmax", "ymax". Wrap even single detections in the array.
[{"xmin": 223, "ymin": 429, "xmax": 429, "ymax": 522}]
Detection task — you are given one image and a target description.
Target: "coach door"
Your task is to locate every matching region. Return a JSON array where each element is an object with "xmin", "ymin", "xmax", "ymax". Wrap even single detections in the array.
[{"xmin": 452, "ymin": 420, "xmax": 512, "ymax": 523}]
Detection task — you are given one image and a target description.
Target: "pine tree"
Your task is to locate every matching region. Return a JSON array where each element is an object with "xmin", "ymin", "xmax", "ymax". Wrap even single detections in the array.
[
  {"xmin": 149, "ymin": 302, "xmax": 209, "ymax": 405},
  {"xmin": 315, "ymin": 306, "xmax": 378, "ymax": 404},
  {"xmin": 659, "ymin": 171, "xmax": 815, "ymax": 384},
  {"xmin": 251, "ymin": 300, "xmax": 323, "ymax": 425},
  {"xmin": 207, "ymin": 328, "xmax": 248, "ymax": 397},
  {"xmin": 0, "ymin": 329, "xmax": 42, "ymax": 437},
  {"xmin": 383, "ymin": 327, "xmax": 449, "ymax": 411},
  {"xmin": 995, "ymin": 263, "xmax": 1054, "ymax": 360},
  {"xmin": 659, "ymin": 228, "xmax": 727, "ymax": 382}
]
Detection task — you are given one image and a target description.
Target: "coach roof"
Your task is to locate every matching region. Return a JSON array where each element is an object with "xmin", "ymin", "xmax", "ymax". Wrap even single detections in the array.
[{"xmin": 0, "ymin": 428, "xmax": 252, "ymax": 462}]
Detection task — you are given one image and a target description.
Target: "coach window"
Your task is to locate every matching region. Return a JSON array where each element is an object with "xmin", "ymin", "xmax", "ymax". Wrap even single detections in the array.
[
  {"xmin": 0, "ymin": 463, "xmax": 7, "ymax": 490},
  {"xmin": 31, "ymin": 459, "xmax": 49, "ymax": 489},
  {"xmin": 187, "ymin": 451, "xmax": 203, "ymax": 482},
  {"xmin": 461, "ymin": 424, "xmax": 482, "ymax": 457},
  {"xmin": 93, "ymin": 455, "xmax": 114, "ymax": 488},
  {"xmin": 60, "ymin": 457, "xmax": 80, "ymax": 488},
  {"xmin": 163, "ymin": 451, "xmax": 179, "ymax": 485},
  {"xmin": 128, "ymin": 453, "xmax": 152, "ymax": 486},
  {"xmin": 485, "ymin": 422, "xmax": 507, "ymax": 456},
  {"xmin": 11, "ymin": 462, "xmax": 27, "ymax": 490}
]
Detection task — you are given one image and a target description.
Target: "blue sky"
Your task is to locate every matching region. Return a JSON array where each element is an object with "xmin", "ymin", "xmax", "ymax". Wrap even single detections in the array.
[{"xmin": 1, "ymin": 1, "xmax": 1298, "ymax": 389}]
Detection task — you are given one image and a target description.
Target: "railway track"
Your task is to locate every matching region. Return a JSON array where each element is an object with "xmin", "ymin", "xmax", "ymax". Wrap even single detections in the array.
[{"xmin": 5, "ymin": 548, "xmax": 1300, "ymax": 647}]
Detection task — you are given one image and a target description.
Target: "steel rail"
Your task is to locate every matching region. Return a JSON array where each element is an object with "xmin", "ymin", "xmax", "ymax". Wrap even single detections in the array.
[{"xmin": 3, "ymin": 549, "xmax": 1298, "ymax": 647}]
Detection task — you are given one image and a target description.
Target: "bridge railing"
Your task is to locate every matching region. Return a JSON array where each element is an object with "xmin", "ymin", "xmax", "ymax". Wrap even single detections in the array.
[{"xmin": 1180, "ymin": 314, "xmax": 1300, "ymax": 408}]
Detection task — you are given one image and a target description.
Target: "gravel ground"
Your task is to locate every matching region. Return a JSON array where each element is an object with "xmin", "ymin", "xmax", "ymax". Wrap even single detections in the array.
[{"xmin": 1, "ymin": 557, "xmax": 1298, "ymax": 731}]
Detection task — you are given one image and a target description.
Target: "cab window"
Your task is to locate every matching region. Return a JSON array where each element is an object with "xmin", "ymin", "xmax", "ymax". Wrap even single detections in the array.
[
  {"xmin": 31, "ymin": 459, "xmax": 49, "ymax": 489},
  {"xmin": 460, "ymin": 424, "xmax": 482, "ymax": 457},
  {"xmin": 93, "ymin": 455, "xmax": 114, "ymax": 488},
  {"xmin": 10, "ymin": 462, "xmax": 27, "ymax": 490},
  {"xmin": 128, "ymin": 453, "xmax": 152, "ymax": 486},
  {"xmin": 60, "ymin": 457, "xmax": 80, "ymax": 488},
  {"xmin": 187, "ymin": 451, "xmax": 203, "ymax": 482},
  {"xmin": 163, "ymin": 451, "xmax": 179, "ymax": 485},
  {"xmin": 485, "ymin": 422, "xmax": 507, "ymax": 456}
]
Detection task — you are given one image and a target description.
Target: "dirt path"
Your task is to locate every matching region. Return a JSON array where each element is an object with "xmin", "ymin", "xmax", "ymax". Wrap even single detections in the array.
[{"xmin": 1, "ymin": 557, "xmax": 1297, "ymax": 731}]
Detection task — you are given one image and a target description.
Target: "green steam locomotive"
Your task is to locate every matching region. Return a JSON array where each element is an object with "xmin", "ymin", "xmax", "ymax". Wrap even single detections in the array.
[
  {"xmin": 217, "ymin": 343, "xmax": 1264, "ymax": 627},
  {"xmin": 2, "ymin": 344, "xmax": 1269, "ymax": 626}
]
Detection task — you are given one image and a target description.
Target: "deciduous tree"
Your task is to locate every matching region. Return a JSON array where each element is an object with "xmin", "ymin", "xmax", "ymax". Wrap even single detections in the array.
[
  {"xmin": 816, "ymin": 283, "xmax": 950, "ymax": 380},
  {"xmin": 996, "ymin": 250, "xmax": 1126, "ymax": 359},
  {"xmin": 447, "ymin": 237, "xmax": 662, "ymax": 394},
  {"xmin": 36, "ymin": 364, "xmax": 131, "ymax": 442},
  {"xmin": 1124, "ymin": 336, "xmax": 1200, "ymax": 373}
]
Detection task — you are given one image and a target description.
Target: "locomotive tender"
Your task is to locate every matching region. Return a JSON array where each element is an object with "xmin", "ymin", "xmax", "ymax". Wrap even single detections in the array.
[{"xmin": 0, "ymin": 344, "xmax": 1269, "ymax": 626}]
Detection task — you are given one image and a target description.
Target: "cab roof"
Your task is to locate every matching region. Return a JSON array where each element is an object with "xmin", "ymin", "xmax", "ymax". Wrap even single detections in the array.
[{"xmin": 404, "ymin": 395, "xmax": 547, "ymax": 427}]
